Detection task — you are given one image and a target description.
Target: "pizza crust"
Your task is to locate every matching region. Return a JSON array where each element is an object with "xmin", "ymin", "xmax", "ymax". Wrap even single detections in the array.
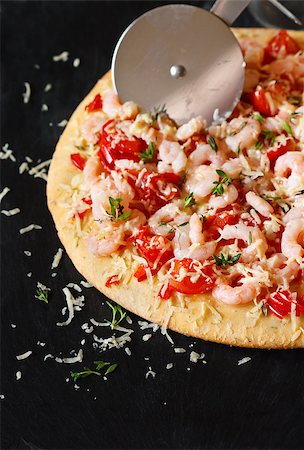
[{"xmin": 47, "ymin": 28, "xmax": 304, "ymax": 349}]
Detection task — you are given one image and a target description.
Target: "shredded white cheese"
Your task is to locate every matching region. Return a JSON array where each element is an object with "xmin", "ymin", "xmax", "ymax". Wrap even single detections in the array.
[
  {"xmin": 0, "ymin": 144, "xmax": 16, "ymax": 162},
  {"xmin": 166, "ymin": 363, "xmax": 173, "ymax": 370},
  {"xmin": 57, "ymin": 119, "xmax": 68, "ymax": 127},
  {"xmin": 54, "ymin": 349, "xmax": 83, "ymax": 364},
  {"xmin": 22, "ymin": 82, "xmax": 31, "ymax": 103},
  {"xmin": 190, "ymin": 351, "xmax": 205, "ymax": 363},
  {"xmin": 67, "ymin": 282, "xmax": 82, "ymax": 292},
  {"xmin": 1, "ymin": 208, "xmax": 20, "ymax": 216},
  {"xmin": 19, "ymin": 162, "xmax": 29, "ymax": 174},
  {"xmin": 41, "ymin": 104, "xmax": 48, "ymax": 112},
  {"xmin": 0, "ymin": 187, "xmax": 10, "ymax": 202},
  {"xmin": 142, "ymin": 334, "xmax": 152, "ymax": 342},
  {"xmin": 145, "ymin": 367, "xmax": 156, "ymax": 379},
  {"xmin": 125, "ymin": 347, "xmax": 131, "ymax": 356},
  {"xmin": 238, "ymin": 357, "xmax": 252, "ymax": 366},
  {"xmin": 56, "ymin": 287, "xmax": 84, "ymax": 326},
  {"xmin": 16, "ymin": 350, "xmax": 32, "ymax": 360},
  {"xmin": 73, "ymin": 58, "xmax": 80, "ymax": 67},
  {"xmin": 51, "ymin": 248, "xmax": 63, "ymax": 269},
  {"xmin": 19, "ymin": 224, "xmax": 42, "ymax": 234},
  {"xmin": 24, "ymin": 250, "xmax": 31, "ymax": 256},
  {"xmin": 16, "ymin": 371, "xmax": 22, "ymax": 381},
  {"xmin": 44, "ymin": 83, "xmax": 52, "ymax": 92},
  {"xmin": 174, "ymin": 348, "xmax": 186, "ymax": 354},
  {"xmin": 52, "ymin": 51, "xmax": 69, "ymax": 62},
  {"xmin": 80, "ymin": 280, "xmax": 93, "ymax": 288}
]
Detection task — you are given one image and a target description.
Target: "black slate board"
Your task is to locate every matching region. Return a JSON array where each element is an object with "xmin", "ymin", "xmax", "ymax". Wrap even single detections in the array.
[{"xmin": 1, "ymin": 2, "xmax": 304, "ymax": 449}]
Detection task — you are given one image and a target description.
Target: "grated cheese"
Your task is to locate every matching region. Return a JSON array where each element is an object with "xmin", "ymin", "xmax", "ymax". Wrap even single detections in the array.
[
  {"xmin": 73, "ymin": 58, "xmax": 80, "ymax": 67},
  {"xmin": 238, "ymin": 357, "xmax": 251, "ymax": 366},
  {"xmin": 174, "ymin": 348, "xmax": 186, "ymax": 354},
  {"xmin": 0, "ymin": 144, "xmax": 16, "ymax": 162},
  {"xmin": 54, "ymin": 349, "xmax": 83, "ymax": 364},
  {"xmin": 166, "ymin": 363, "xmax": 173, "ymax": 369},
  {"xmin": 142, "ymin": 334, "xmax": 152, "ymax": 342},
  {"xmin": 28, "ymin": 159, "xmax": 51, "ymax": 181},
  {"xmin": 1, "ymin": 208, "xmax": 20, "ymax": 216},
  {"xmin": 44, "ymin": 83, "xmax": 52, "ymax": 92},
  {"xmin": 27, "ymin": 272, "xmax": 32, "ymax": 277},
  {"xmin": 57, "ymin": 119, "xmax": 68, "ymax": 127},
  {"xmin": 56, "ymin": 287, "xmax": 85, "ymax": 326},
  {"xmin": 24, "ymin": 250, "xmax": 31, "ymax": 256},
  {"xmin": 125, "ymin": 347, "xmax": 131, "ymax": 356},
  {"xmin": 51, "ymin": 248, "xmax": 63, "ymax": 269},
  {"xmin": 66, "ymin": 282, "xmax": 82, "ymax": 292},
  {"xmin": 19, "ymin": 162, "xmax": 29, "ymax": 174},
  {"xmin": 53, "ymin": 51, "xmax": 69, "ymax": 62},
  {"xmin": 16, "ymin": 371, "xmax": 22, "ymax": 381},
  {"xmin": 16, "ymin": 350, "xmax": 32, "ymax": 360},
  {"xmin": 80, "ymin": 280, "xmax": 93, "ymax": 288},
  {"xmin": 145, "ymin": 367, "xmax": 156, "ymax": 379},
  {"xmin": 22, "ymin": 82, "xmax": 31, "ymax": 103},
  {"xmin": 0, "ymin": 187, "xmax": 10, "ymax": 202},
  {"xmin": 19, "ymin": 224, "xmax": 42, "ymax": 234},
  {"xmin": 41, "ymin": 104, "xmax": 48, "ymax": 112},
  {"xmin": 11, "ymin": 324, "xmax": 16, "ymax": 328},
  {"xmin": 44, "ymin": 354, "xmax": 54, "ymax": 361}
]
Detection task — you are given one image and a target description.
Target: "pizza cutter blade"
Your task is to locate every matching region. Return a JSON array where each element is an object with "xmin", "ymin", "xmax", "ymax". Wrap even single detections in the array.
[{"xmin": 111, "ymin": 2, "xmax": 249, "ymax": 126}]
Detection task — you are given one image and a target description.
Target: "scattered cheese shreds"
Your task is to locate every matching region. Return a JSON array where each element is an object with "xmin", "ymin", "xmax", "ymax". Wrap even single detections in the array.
[
  {"xmin": 53, "ymin": 51, "xmax": 69, "ymax": 62},
  {"xmin": 57, "ymin": 119, "xmax": 68, "ymax": 127},
  {"xmin": 73, "ymin": 58, "xmax": 80, "ymax": 67},
  {"xmin": 142, "ymin": 334, "xmax": 152, "ymax": 342},
  {"xmin": 24, "ymin": 250, "xmax": 31, "ymax": 256},
  {"xmin": 19, "ymin": 224, "xmax": 42, "ymax": 234},
  {"xmin": 19, "ymin": 162, "xmax": 29, "ymax": 174},
  {"xmin": 67, "ymin": 282, "xmax": 82, "ymax": 292},
  {"xmin": 0, "ymin": 187, "xmax": 10, "ymax": 202},
  {"xmin": 125, "ymin": 347, "xmax": 131, "ymax": 356},
  {"xmin": 51, "ymin": 248, "xmax": 63, "ymax": 269},
  {"xmin": 41, "ymin": 104, "xmax": 48, "ymax": 112},
  {"xmin": 55, "ymin": 349, "xmax": 83, "ymax": 364},
  {"xmin": 1, "ymin": 208, "xmax": 20, "ymax": 216},
  {"xmin": 56, "ymin": 287, "xmax": 75, "ymax": 326},
  {"xmin": 189, "ymin": 351, "xmax": 205, "ymax": 363},
  {"xmin": 22, "ymin": 82, "xmax": 31, "ymax": 103},
  {"xmin": 166, "ymin": 363, "xmax": 173, "ymax": 370},
  {"xmin": 0, "ymin": 144, "xmax": 16, "ymax": 162},
  {"xmin": 174, "ymin": 348, "xmax": 186, "ymax": 354},
  {"xmin": 238, "ymin": 357, "xmax": 252, "ymax": 366},
  {"xmin": 16, "ymin": 350, "xmax": 32, "ymax": 360},
  {"xmin": 145, "ymin": 367, "xmax": 156, "ymax": 379},
  {"xmin": 44, "ymin": 83, "xmax": 52, "ymax": 92},
  {"xmin": 16, "ymin": 371, "xmax": 22, "ymax": 381},
  {"xmin": 80, "ymin": 280, "xmax": 93, "ymax": 288}
]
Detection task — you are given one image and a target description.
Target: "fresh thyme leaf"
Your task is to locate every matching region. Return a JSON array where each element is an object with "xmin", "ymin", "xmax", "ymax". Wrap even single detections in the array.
[
  {"xmin": 94, "ymin": 361, "xmax": 110, "ymax": 371},
  {"xmin": 70, "ymin": 368, "xmax": 101, "ymax": 382},
  {"xmin": 178, "ymin": 173, "xmax": 186, "ymax": 189},
  {"xmin": 249, "ymin": 231, "xmax": 253, "ymax": 245},
  {"xmin": 240, "ymin": 121, "xmax": 248, "ymax": 130},
  {"xmin": 211, "ymin": 170, "xmax": 232, "ymax": 196},
  {"xmin": 238, "ymin": 171, "xmax": 243, "ymax": 184},
  {"xmin": 105, "ymin": 363, "xmax": 118, "ymax": 376},
  {"xmin": 287, "ymin": 95, "xmax": 301, "ymax": 106},
  {"xmin": 281, "ymin": 120, "xmax": 293, "ymax": 136},
  {"xmin": 290, "ymin": 111, "xmax": 300, "ymax": 123},
  {"xmin": 178, "ymin": 221, "xmax": 189, "ymax": 227},
  {"xmin": 228, "ymin": 130, "xmax": 237, "ymax": 137},
  {"xmin": 255, "ymin": 140, "xmax": 263, "ymax": 150},
  {"xmin": 261, "ymin": 129, "xmax": 276, "ymax": 146},
  {"xmin": 213, "ymin": 253, "xmax": 241, "ymax": 267},
  {"xmin": 296, "ymin": 190, "xmax": 304, "ymax": 195},
  {"xmin": 139, "ymin": 141, "xmax": 155, "ymax": 162},
  {"xmin": 75, "ymin": 145, "xmax": 87, "ymax": 151},
  {"xmin": 107, "ymin": 197, "xmax": 131, "ymax": 221},
  {"xmin": 151, "ymin": 104, "xmax": 167, "ymax": 121},
  {"xmin": 261, "ymin": 194, "xmax": 282, "ymax": 203},
  {"xmin": 159, "ymin": 221, "xmax": 168, "ymax": 226},
  {"xmin": 252, "ymin": 113, "xmax": 264, "ymax": 123},
  {"xmin": 106, "ymin": 301, "xmax": 126, "ymax": 329},
  {"xmin": 35, "ymin": 285, "xmax": 49, "ymax": 304},
  {"xmin": 184, "ymin": 192, "xmax": 196, "ymax": 208},
  {"xmin": 207, "ymin": 136, "xmax": 218, "ymax": 153},
  {"xmin": 236, "ymin": 144, "xmax": 241, "ymax": 156}
]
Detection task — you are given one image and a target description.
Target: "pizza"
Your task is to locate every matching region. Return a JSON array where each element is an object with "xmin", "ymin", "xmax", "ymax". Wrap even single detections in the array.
[{"xmin": 47, "ymin": 28, "xmax": 304, "ymax": 349}]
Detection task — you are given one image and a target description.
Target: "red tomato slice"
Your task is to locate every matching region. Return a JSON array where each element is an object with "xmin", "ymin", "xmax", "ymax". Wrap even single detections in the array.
[
  {"xmin": 266, "ymin": 137, "xmax": 296, "ymax": 166},
  {"xmin": 249, "ymin": 89, "xmax": 277, "ymax": 117},
  {"xmin": 105, "ymin": 274, "xmax": 120, "ymax": 287},
  {"xmin": 70, "ymin": 153, "xmax": 86, "ymax": 171},
  {"xmin": 204, "ymin": 211, "xmax": 239, "ymax": 240},
  {"xmin": 85, "ymin": 94, "xmax": 103, "ymax": 112},
  {"xmin": 264, "ymin": 30, "xmax": 301, "ymax": 64},
  {"xmin": 158, "ymin": 283, "xmax": 174, "ymax": 300},
  {"xmin": 168, "ymin": 258, "xmax": 215, "ymax": 295},
  {"xmin": 267, "ymin": 290, "xmax": 304, "ymax": 319},
  {"xmin": 134, "ymin": 228, "xmax": 173, "ymax": 268},
  {"xmin": 82, "ymin": 196, "xmax": 92, "ymax": 205}
]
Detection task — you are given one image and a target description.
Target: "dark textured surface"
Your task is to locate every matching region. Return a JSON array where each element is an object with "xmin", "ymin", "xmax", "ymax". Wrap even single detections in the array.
[{"xmin": 1, "ymin": 2, "xmax": 304, "ymax": 450}]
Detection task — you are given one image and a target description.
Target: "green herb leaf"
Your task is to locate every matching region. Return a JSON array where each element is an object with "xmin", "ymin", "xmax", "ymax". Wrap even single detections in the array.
[
  {"xmin": 35, "ymin": 285, "xmax": 50, "ymax": 304},
  {"xmin": 178, "ymin": 173, "xmax": 186, "ymax": 189},
  {"xmin": 261, "ymin": 129, "xmax": 276, "ymax": 146},
  {"xmin": 213, "ymin": 253, "xmax": 241, "ymax": 267},
  {"xmin": 159, "ymin": 221, "xmax": 168, "ymax": 226},
  {"xmin": 139, "ymin": 141, "xmax": 155, "ymax": 162},
  {"xmin": 255, "ymin": 140, "xmax": 263, "ymax": 150},
  {"xmin": 252, "ymin": 113, "xmax": 264, "ymax": 123},
  {"xmin": 287, "ymin": 95, "xmax": 301, "ymax": 106},
  {"xmin": 105, "ymin": 363, "xmax": 118, "ymax": 376},
  {"xmin": 94, "ymin": 361, "xmax": 110, "ymax": 371},
  {"xmin": 107, "ymin": 197, "xmax": 131, "ymax": 221},
  {"xmin": 211, "ymin": 170, "xmax": 232, "ymax": 197},
  {"xmin": 184, "ymin": 192, "xmax": 196, "ymax": 208},
  {"xmin": 106, "ymin": 301, "xmax": 126, "ymax": 329},
  {"xmin": 207, "ymin": 136, "xmax": 218, "ymax": 153},
  {"xmin": 70, "ymin": 369, "xmax": 101, "ymax": 382},
  {"xmin": 151, "ymin": 104, "xmax": 167, "ymax": 121},
  {"xmin": 296, "ymin": 190, "xmax": 304, "ymax": 196},
  {"xmin": 249, "ymin": 231, "xmax": 253, "ymax": 245},
  {"xmin": 281, "ymin": 120, "xmax": 293, "ymax": 136}
]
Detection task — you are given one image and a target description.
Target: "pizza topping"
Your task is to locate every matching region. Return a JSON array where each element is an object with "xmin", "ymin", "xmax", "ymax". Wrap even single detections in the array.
[{"xmin": 65, "ymin": 29, "xmax": 304, "ymax": 318}]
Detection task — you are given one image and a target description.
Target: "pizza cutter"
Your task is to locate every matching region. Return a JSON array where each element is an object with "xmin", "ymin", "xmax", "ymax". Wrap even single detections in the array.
[{"xmin": 111, "ymin": 0, "xmax": 251, "ymax": 126}]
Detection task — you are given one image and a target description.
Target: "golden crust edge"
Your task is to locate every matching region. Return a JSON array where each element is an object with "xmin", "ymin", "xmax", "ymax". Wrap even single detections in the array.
[{"xmin": 47, "ymin": 28, "xmax": 304, "ymax": 349}]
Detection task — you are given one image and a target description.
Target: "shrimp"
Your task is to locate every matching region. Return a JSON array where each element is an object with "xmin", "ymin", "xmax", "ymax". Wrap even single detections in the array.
[
  {"xmin": 102, "ymin": 91, "xmax": 122, "ymax": 118},
  {"xmin": 290, "ymin": 106, "xmax": 304, "ymax": 141},
  {"xmin": 91, "ymin": 174, "xmax": 134, "ymax": 221},
  {"xmin": 208, "ymin": 185, "xmax": 238, "ymax": 211},
  {"xmin": 212, "ymin": 282, "xmax": 257, "ymax": 305},
  {"xmin": 282, "ymin": 206, "xmax": 304, "ymax": 224},
  {"xmin": 220, "ymin": 223, "xmax": 268, "ymax": 262},
  {"xmin": 81, "ymin": 114, "xmax": 105, "ymax": 144},
  {"xmin": 221, "ymin": 158, "xmax": 243, "ymax": 178},
  {"xmin": 243, "ymin": 69, "xmax": 260, "ymax": 93},
  {"xmin": 173, "ymin": 213, "xmax": 217, "ymax": 260},
  {"xmin": 281, "ymin": 219, "xmax": 304, "ymax": 260},
  {"xmin": 119, "ymin": 101, "xmax": 139, "ymax": 120},
  {"xmin": 176, "ymin": 117, "xmax": 205, "ymax": 141},
  {"xmin": 241, "ymin": 40, "xmax": 264, "ymax": 68},
  {"xmin": 148, "ymin": 203, "xmax": 189, "ymax": 236},
  {"xmin": 188, "ymin": 143, "xmax": 227, "ymax": 169},
  {"xmin": 274, "ymin": 152, "xmax": 304, "ymax": 192},
  {"xmin": 158, "ymin": 140, "xmax": 187, "ymax": 174},
  {"xmin": 83, "ymin": 156, "xmax": 102, "ymax": 189},
  {"xmin": 268, "ymin": 253, "xmax": 300, "ymax": 286},
  {"xmin": 129, "ymin": 113, "xmax": 160, "ymax": 144},
  {"xmin": 245, "ymin": 191, "xmax": 274, "ymax": 217},
  {"xmin": 185, "ymin": 166, "xmax": 219, "ymax": 199},
  {"xmin": 86, "ymin": 226, "xmax": 125, "ymax": 257},
  {"xmin": 225, "ymin": 118, "xmax": 261, "ymax": 152}
]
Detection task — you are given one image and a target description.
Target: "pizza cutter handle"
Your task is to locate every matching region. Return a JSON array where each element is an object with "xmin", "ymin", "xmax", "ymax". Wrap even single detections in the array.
[{"xmin": 211, "ymin": 0, "xmax": 252, "ymax": 26}]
